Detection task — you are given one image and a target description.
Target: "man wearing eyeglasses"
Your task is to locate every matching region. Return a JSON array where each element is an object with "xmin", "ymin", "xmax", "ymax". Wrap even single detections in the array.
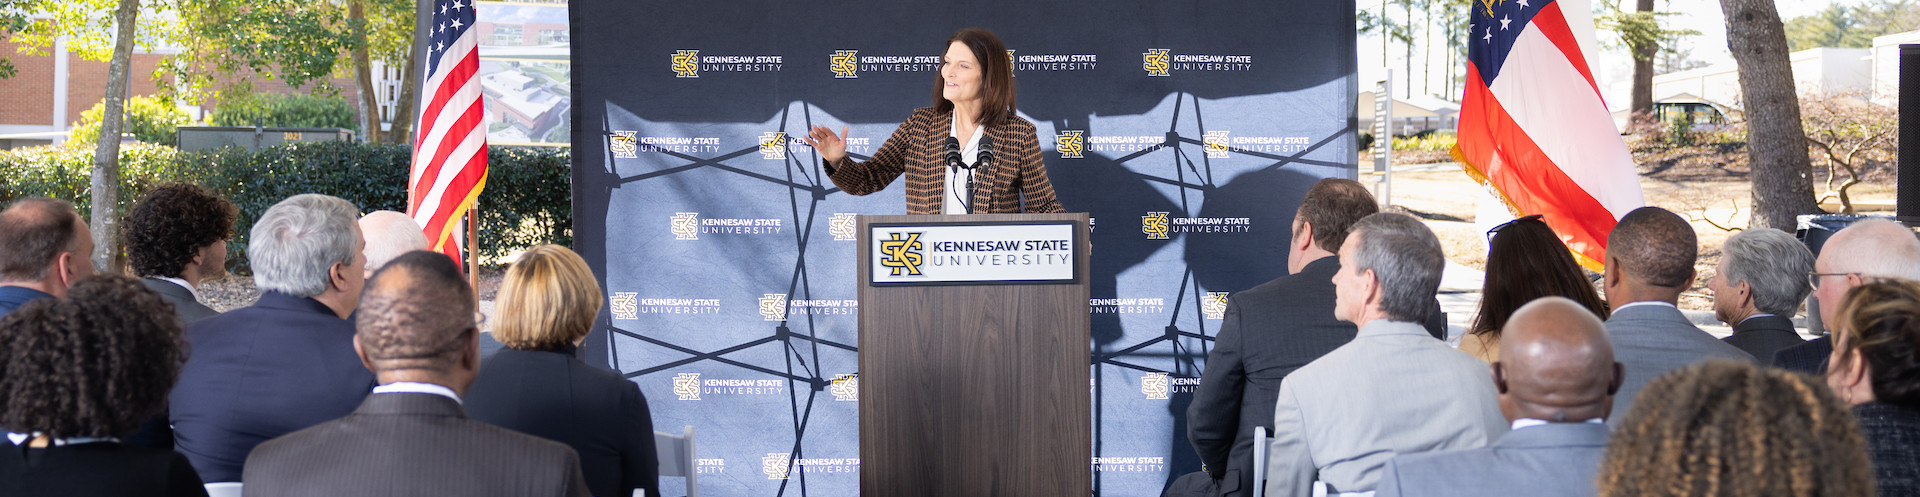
[{"xmin": 1773, "ymin": 217, "xmax": 1920, "ymax": 374}]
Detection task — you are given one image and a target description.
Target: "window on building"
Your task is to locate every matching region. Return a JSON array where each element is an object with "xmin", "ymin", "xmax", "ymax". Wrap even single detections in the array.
[
  {"xmin": 494, "ymin": 26, "xmax": 523, "ymax": 46},
  {"xmin": 539, "ymin": 29, "xmax": 569, "ymax": 45}
]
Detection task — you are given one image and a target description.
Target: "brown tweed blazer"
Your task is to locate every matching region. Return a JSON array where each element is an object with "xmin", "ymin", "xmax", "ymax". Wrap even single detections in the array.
[{"xmin": 825, "ymin": 106, "xmax": 1065, "ymax": 215}]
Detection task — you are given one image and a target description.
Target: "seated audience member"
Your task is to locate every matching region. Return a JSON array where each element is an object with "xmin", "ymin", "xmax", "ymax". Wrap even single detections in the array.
[
  {"xmin": 1776, "ymin": 218, "xmax": 1920, "ymax": 374},
  {"xmin": 1706, "ymin": 228, "xmax": 1813, "ymax": 366},
  {"xmin": 1598, "ymin": 361, "xmax": 1872, "ymax": 497},
  {"xmin": 244, "ymin": 251, "xmax": 588, "ymax": 497},
  {"xmin": 1177, "ymin": 179, "xmax": 1445, "ymax": 497},
  {"xmin": 0, "ymin": 275, "xmax": 206, "ymax": 497},
  {"xmin": 1460, "ymin": 215, "xmax": 1610, "ymax": 362},
  {"xmin": 466, "ymin": 244, "xmax": 659, "ymax": 497},
  {"xmin": 126, "ymin": 183, "xmax": 237, "ymax": 324},
  {"xmin": 1264, "ymin": 213, "xmax": 1506, "ymax": 497},
  {"xmin": 1377, "ymin": 297, "xmax": 1621, "ymax": 497},
  {"xmin": 1600, "ymin": 207, "xmax": 1754, "ymax": 423},
  {"xmin": 1824, "ymin": 279, "xmax": 1920, "ymax": 496},
  {"xmin": 357, "ymin": 210, "xmax": 428, "ymax": 278},
  {"xmin": 169, "ymin": 194, "xmax": 376, "ymax": 483},
  {"xmin": 0, "ymin": 197, "xmax": 94, "ymax": 316}
]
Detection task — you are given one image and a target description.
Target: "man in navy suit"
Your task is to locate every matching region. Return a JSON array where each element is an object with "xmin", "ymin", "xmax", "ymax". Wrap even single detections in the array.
[
  {"xmin": 1773, "ymin": 218, "xmax": 1920, "ymax": 374},
  {"xmin": 170, "ymin": 194, "xmax": 374, "ymax": 483},
  {"xmin": 0, "ymin": 198, "xmax": 94, "ymax": 318}
]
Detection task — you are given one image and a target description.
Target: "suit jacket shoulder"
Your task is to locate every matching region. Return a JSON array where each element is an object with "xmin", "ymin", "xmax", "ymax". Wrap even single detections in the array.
[
  {"xmin": 1376, "ymin": 423, "xmax": 1608, "ymax": 497},
  {"xmin": 467, "ymin": 347, "xmax": 659, "ymax": 497},
  {"xmin": 142, "ymin": 278, "xmax": 218, "ymax": 324},
  {"xmin": 1604, "ymin": 305, "xmax": 1756, "ymax": 424}
]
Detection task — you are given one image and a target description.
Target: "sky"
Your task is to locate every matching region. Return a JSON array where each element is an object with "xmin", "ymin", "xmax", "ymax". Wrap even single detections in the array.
[{"xmin": 1357, "ymin": 0, "xmax": 1840, "ymax": 106}]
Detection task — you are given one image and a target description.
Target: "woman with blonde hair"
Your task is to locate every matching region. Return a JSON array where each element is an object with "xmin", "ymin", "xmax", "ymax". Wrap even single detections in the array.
[{"xmin": 464, "ymin": 244, "xmax": 659, "ymax": 497}]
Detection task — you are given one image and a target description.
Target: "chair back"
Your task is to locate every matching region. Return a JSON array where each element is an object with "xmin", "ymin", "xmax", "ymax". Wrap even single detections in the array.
[
  {"xmin": 1253, "ymin": 426, "xmax": 1270, "ymax": 497},
  {"xmin": 651, "ymin": 425, "xmax": 697, "ymax": 497},
  {"xmin": 204, "ymin": 482, "xmax": 243, "ymax": 497}
]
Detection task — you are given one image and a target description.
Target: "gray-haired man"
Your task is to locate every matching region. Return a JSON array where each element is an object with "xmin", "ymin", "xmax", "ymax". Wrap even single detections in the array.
[
  {"xmin": 1707, "ymin": 228, "xmax": 1813, "ymax": 366},
  {"xmin": 170, "ymin": 194, "xmax": 376, "ymax": 483}
]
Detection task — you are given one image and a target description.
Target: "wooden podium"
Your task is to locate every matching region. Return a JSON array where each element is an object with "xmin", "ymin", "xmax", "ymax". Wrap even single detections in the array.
[{"xmin": 857, "ymin": 213, "xmax": 1092, "ymax": 497}]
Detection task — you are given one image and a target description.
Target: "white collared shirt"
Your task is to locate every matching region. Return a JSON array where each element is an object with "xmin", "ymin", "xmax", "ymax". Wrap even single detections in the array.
[
  {"xmin": 371, "ymin": 381, "xmax": 463, "ymax": 405},
  {"xmin": 1736, "ymin": 313, "xmax": 1776, "ymax": 325},
  {"xmin": 1511, "ymin": 417, "xmax": 1605, "ymax": 430},
  {"xmin": 1613, "ymin": 301, "xmax": 1677, "ymax": 312},
  {"xmin": 943, "ymin": 119, "xmax": 985, "ymax": 214},
  {"xmin": 154, "ymin": 275, "xmax": 202, "ymax": 302}
]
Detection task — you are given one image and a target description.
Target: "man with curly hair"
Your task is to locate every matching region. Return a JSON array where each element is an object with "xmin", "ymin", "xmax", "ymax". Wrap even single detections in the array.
[
  {"xmin": 125, "ymin": 183, "xmax": 237, "ymax": 324},
  {"xmin": 0, "ymin": 197, "xmax": 94, "ymax": 317}
]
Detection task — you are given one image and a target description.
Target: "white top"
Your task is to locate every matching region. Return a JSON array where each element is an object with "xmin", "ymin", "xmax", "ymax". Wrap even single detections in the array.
[
  {"xmin": 155, "ymin": 275, "xmax": 202, "ymax": 302},
  {"xmin": 1510, "ymin": 417, "xmax": 1604, "ymax": 430},
  {"xmin": 372, "ymin": 381, "xmax": 463, "ymax": 405},
  {"xmin": 943, "ymin": 119, "xmax": 986, "ymax": 214},
  {"xmin": 1613, "ymin": 301, "xmax": 1677, "ymax": 311}
]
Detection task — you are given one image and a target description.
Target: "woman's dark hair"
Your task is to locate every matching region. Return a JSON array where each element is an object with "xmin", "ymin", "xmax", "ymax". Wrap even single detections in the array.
[
  {"xmin": 0, "ymin": 275, "xmax": 185, "ymax": 439},
  {"xmin": 1833, "ymin": 279, "xmax": 1920, "ymax": 408},
  {"xmin": 931, "ymin": 28, "xmax": 1016, "ymax": 127},
  {"xmin": 125, "ymin": 182, "xmax": 236, "ymax": 278},
  {"xmin": 1471, "ymin": 216, "xmax": 1608, "ymax": 337},
  {"xmin": 1598, "ymin": 361, "xmax": 1873, "ymax": 497}
]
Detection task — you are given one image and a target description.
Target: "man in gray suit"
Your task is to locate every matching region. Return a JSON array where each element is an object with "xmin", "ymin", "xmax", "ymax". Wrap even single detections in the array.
[
  {"xmin": 1174, "ymin": 179, "xmax": 1448, "ymax": 497},
  {"xmin": 1601, "ymin": 207, "xmax": 1755, "ymax": 423},
  {"xmin": 1265, "ymin": 213, "xmax": 1506, "ymax": 497},
  {"xmin": 244, "ymin": 251, "xmax": 589, "ymax": 497},
  {"xmin": 1376, "ymin": 297, "xmax": 1623, "ymax": 497},
  {"xmin": 125, "ymin": 183, "xmax": 237, "ymax": 324},
  {"xmin": 1706, "ymin": 228, "xmax": 1812, "ymax": 366}
]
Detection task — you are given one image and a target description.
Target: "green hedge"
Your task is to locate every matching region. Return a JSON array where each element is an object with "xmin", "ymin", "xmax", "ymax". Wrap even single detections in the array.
[
  {"xmin": 210, "ymin": 93, "xmax": 358, "ymax": 131},
  {"xmin": 0, "ymin": 142, "xmax": 571, "ymax": 273}
]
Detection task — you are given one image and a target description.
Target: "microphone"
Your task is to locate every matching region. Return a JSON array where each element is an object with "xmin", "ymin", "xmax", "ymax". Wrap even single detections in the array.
[
  {"xmin": 975, "ymin": 135, "xmax": 994, "ymax": 171},
  {"xmin": 944, "ymin": 136, "xmax": 963, "ymax": 172}
]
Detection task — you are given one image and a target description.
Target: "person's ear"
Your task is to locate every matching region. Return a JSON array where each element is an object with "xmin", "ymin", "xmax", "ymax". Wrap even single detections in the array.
[
  {"xmin": 1840, "ymin": 349, "xmax": 1870, "ymax": 388},
  {"xmin": 353, "ymin": 334, "xmax": 377, "ymax": 375},
  {"xmin": 1295, "ymin": 222, "xmax": 1315, "ymax": 252},
  {"xmin": 1608, "ymin": 362, "xmax": 1624, "ymax": 396},
  {"xmin": 461, "ymin": 327, "xmax": 481, "ymax": 371},
  {"xmin": 1735, "ymin": 280, "xmax": 1754, "ymax": 306},
  {"xmin": 54, "ymin": 252, "xmax": 73, "ymax": 287},
  {"xmin": 329, "ymin": 261, "xmax": 350, "ymax": 291},
  {"xmin": 1491, "ymin": 362, "xmax": 1508, "ymax": 394},
  {"xmin": 1603, "ymin": 256, "xmax": 1622, "ymax": 289},
  {"xmin": 1682, "ymin": 268, "xmax": 1697, "ymax": 291}
]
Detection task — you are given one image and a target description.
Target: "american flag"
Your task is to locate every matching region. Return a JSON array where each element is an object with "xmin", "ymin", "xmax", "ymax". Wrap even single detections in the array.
[
  {"xmin": 1453, "ymin": 0, "xmax": 1643, "ymax": 270},
  {"xmin": 409, "ymin": 0, "xmax": 488, "ymax": 267}
]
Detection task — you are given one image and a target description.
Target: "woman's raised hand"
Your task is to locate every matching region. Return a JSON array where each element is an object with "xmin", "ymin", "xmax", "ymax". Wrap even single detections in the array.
[{"xmin": 803, "ymin": 125, "xmax": 851, "ymax": 163}]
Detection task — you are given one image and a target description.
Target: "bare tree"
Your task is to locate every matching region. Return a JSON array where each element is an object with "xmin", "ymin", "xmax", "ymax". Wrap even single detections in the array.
[
  {"xmin": 90, "ymin": 0, "xmax": 140, "ymax": 273},
  {"xmin": 1722, "ymin": 0, "xmax": 1819, "ymax": 230},
  {"xmin": 1802, "ymin": 91, "xmax": 1896, "ymax": 214}
]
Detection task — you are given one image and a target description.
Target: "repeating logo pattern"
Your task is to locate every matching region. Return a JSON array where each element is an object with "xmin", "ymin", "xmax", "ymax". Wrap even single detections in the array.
[
  {"xmin": 758, "ymin": 132, "xmax": 787, "ymax": 160},
  {"xmin": 1202, "ymin": 292, "xmax": 1229, "ymax": 320},
  {"xmin": 1055, "ymin": 130, "xmax": 1085, "ymax": 159},
  {"xmin": 671, "ymin": 213, "xmax": 700, "ymax": 240},
  {"xmin": 829, "ymin": 213, "xmax": 858, "ymax": 241},
  {"xmin": 877, "ymin": 232, "xmax": 925, "ymax": 276},
  {"xmin": 672, "ymin": 49, "xmax": 699, "ymax": 78},
  {"xmin": 1142, "ymin": 48, "xmax": 1170, "ymax": 76},
  {"xmin": 609, "ymin": 292, "xmax": 638, "ymax": 320},
  {"xmin": 830, "ymin": 50, "xmax": 858, "ymax": 78},
  {"xmin": 1142, "ymin": 212, "xmax": 1171, "ymax": 240},
  {"xmin": 673, "ymin": 373, "xmax": 702, "ymax": 401},
  {"xmin": 610, "ymin": 130, "xmax": 638, "ymax": 158},
  {"xmin": 830, "ymin": 374, "xmax": 858, "ymax": 402},
  {"xmin": 1204, "ymin": 131, "xmax": 1231, "ymax": 159},
  {"xmin": 1141, "ymin": 372, "xmax": 1171, "ymax": 400},
  {"xmin": 763, "ymin": 453, "xmax": 792, "ymax": 480},
  {"xmin": 759, "ymin": 294, "xmax": 789, "ymax": 321}
]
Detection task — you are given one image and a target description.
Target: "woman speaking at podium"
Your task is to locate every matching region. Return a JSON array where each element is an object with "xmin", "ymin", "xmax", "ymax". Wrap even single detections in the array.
[{"xmin": 804, "ymin": 28, "xmax": 1065, "ymax": 215}]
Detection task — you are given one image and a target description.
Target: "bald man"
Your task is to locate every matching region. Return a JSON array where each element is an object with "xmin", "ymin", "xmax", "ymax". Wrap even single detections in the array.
[
  {"xmin": 1774, "ymin": 218, "xmax": 1920, "ymax": 374},
  {"xmin": 1376, "ymin": 297, "xmax": 1623, "ymax": 497},
  {"xmin": 0, "ymin": 197, "xmax": 95, "ymax": 316},
  {"xmin": 359, "ymin": 210, "xmax": 429, "ymax": 278}
]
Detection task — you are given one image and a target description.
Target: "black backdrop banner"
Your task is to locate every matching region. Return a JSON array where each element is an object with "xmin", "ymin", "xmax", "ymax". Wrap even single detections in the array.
[{"xmin": 570, "ymin": 1, "xmax": 1357, "ymax": 495}]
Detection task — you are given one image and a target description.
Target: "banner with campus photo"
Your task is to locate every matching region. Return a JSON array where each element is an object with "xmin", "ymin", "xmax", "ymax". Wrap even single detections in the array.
[
  {"xmin": 476, "ymin": 1, "xmax": 570, "ymax": 145},
  {"xmin": 568, "ymin": 0, "xmax": 1359, "ymax": 494}
]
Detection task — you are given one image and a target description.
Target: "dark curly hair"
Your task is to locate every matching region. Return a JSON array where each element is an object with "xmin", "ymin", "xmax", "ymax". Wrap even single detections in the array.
[
  {"xmin": 1598, "ymin": 360, "xmax": 1874, "ymax": 497},
  {"xmin": 124, "ymin": 182, "xmax": 236, "ymax": 278},
  {"xmin": 1471, "ymin": 216, "xmax": 1609, "ymax": 337},
  {"xmin": 1834, "ymin": 279, "xmax": 1920, "ymax": 409},
  {"xmin": 0, "ymin": 275, "xmax": 185, "ymax": 439}
]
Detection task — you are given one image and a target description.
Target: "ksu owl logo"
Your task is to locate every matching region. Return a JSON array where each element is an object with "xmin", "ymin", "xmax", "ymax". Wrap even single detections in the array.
[
  {"xmin": 763, "ymin": 453, "xmax": 792, "ymax": 480},
  {"xmin": 831, "ymin": 50, "xmax": 858, "ymax": 78},
  {"xmin": 831, "ymin": 374, "xmax": 858, "ymax": 402},
  {"xmin": 1202, "ymin": 292, "xmax": 1229, "ymax": 320},
  {"xmin": 670, "ymin": 213, "xmax": 699, "ymax": 240},
  {"xmin": 1055, "ymin": 130, "xmax": 1085, "ymax": 159},
  {"xmin": 673, "ymin": 373, "xmax": 701, "ymax": 401},
  {"xmin": 829, "ymin": 213, "xmax": 858, "ymax": 241},
  {"xmin": 672, "ymin": 50, "xmax": 699, "ymax": 78},
  {"xmin": 1204, "ymin": 131, "xmax": 1230, "ymax": 159},
  {"xmin": 759, "ymin": 132, "xmax": 787, "ymax": 160},
  {"xmin": 878, "ymin": 232, "xmax": 924, "ymax": 276},
  {"xmin": 609, "ymin": 130, "xmax": 638, "ymax": 158},
  {"xmin": 1141, "ymin": 372, "xmax": 1171, "ymax": 400},
  {"xmin": 1143, "ymin": 49, "xmax": 1170, "ymax": 77},
  {"xmin": 609, "ymin": 292, "xmax": 638, "ymax": 320},
  {"xmin": 759, "ymin": 294, "xmax": 788, "ymax": 322},
  {"xmin": 1142, "ymin": 212, "xmax": 1170, "ymax": 240}
]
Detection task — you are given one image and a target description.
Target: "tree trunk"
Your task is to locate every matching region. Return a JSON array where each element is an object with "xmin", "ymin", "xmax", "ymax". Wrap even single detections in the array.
[
  {"xmin": 386, "ymin": 44, "xmax": 417, "ymax": 144},
  {"xmin": 1722, "ymin": 0, "xmax": 1819, "ymax": 230},
  {"xmin": 1629, "ymin": 0, "xmax": 1656, "ymax": 119},
  {"xmin": 90, "ymin": 0, "xmax": 140, "ymax": 274},
  {"xmin": 350, "ymin": 0, "xmax": 382, "ymax": 144}
]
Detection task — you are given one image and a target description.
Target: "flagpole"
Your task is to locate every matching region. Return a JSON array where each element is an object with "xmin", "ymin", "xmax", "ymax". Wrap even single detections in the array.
[{"xmin": 468, "ymin": 207, "xmax": 480, "ymax": 307}]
